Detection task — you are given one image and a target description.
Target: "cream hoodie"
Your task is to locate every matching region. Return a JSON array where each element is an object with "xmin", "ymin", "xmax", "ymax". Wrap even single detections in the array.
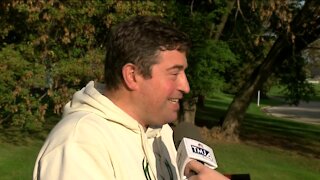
[{"xmin": 33, "ymin": 81, "xmax": 180, "ymax": 180}]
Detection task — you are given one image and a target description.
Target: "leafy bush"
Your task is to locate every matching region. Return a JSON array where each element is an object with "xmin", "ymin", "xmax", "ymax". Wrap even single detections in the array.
[
  {"xmin": 188, "ymin": 40, "xmax": 238, "ymax": 97},
  {"xmin": 0, "ymin": 1, "xmax": 167, "ymax": 138},
  {"xmin": 0, "ymin": 45, "xmax": 46, "ymax": 132}
]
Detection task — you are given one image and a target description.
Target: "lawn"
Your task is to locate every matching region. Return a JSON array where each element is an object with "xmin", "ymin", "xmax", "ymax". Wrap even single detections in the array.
[
  {"xmin": 194, "ymin": 89, "xmax": 320, "ymax": 180},
  {"xmin": 196, "ymin": 89, "xmax": 320, "ymax": 159},
  {"xmin": 212, "ymin": 141, "xmax": 320, "ymax": 180},
  {"xmin": 268, "ymin": 83, "xmax": 320, "ymax": 101},
  {"xmin": 0, "ymin": 141, "xmax": 42, "ymax": 180}
]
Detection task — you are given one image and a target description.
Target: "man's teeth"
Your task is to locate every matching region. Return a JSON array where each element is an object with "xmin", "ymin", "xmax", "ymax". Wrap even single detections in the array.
[{"xmin": 169, "ymin": 99, "xmax": 179, "ymax": 103}]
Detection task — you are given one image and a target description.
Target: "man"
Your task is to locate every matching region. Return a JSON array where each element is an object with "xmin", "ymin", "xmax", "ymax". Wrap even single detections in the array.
[{"xmin": 33, "ymin": 16, "xmax": 228, "ymax": 180}]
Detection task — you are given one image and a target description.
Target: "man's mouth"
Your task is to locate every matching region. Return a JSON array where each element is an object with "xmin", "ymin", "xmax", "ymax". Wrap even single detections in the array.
[{"xmin": 169, "ymin": 98, "xmax": 179, "ymax": 103}]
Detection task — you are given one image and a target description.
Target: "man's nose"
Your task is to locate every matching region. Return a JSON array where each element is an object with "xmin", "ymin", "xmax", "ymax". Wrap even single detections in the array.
[{"xmin": 179, "ymin": 72, "xmax": 190, "ymax": 94}]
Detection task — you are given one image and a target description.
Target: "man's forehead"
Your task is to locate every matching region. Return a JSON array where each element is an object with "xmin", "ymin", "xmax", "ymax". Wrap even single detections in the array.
[{"xmin": 157, "ymin": 50, "xmax": 187, "ymax": 62}]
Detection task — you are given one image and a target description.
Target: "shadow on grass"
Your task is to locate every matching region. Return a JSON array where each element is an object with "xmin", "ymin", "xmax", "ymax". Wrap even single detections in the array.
[
  {"xmin": 195, "ymin": 100, "xmax": 320, "ymax": 159},
  {"xmin": 0, "ymin": 114, "xmax": 60, "ymax": 145},
  {"xmin": 242, "ymin": 113, "xmax": 320, "ymax": 159},
  {"xmin": 195, "ymin": 101, "xmax": 229, "ymax": 128}
]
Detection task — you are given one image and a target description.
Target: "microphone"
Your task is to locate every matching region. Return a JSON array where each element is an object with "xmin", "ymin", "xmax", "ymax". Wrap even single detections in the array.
[{"xmin": 173, "ymin": 122, "xmax": 218, "ymax": 179}]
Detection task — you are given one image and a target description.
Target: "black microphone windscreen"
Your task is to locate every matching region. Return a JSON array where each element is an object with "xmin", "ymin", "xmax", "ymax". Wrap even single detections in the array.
[{"xmin": 173, "ymin": 122, "xmax": 203, "ymax": 149}]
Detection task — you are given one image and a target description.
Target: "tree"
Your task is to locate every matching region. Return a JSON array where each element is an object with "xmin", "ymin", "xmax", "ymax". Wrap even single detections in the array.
[
  {"xmin": 303, "ymin": 39, "xmax": 320, "ymax": 79},
  {"xmin": 0, "ymin": 0, "xmax": 167, "ymax": 136},
  {"xmin": 164, "ymin": 0, "xmax": 239, "ymax": 124},
  {"xmin": 221, "ymin": 0, "xmax": 320, "ymax": 140}
]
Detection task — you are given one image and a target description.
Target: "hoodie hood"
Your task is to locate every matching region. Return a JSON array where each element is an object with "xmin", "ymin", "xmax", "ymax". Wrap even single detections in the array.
[{"xmin": 63, "ymin": 81, "xmax": 161, "ymax": 137}]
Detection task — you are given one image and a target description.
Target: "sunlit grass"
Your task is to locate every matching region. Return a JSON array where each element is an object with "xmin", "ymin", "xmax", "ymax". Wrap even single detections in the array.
[
  {"xmin": 212, "ymin": 141, "xmax": 320, "ymax": 180},
  {"xmin": 0, "ymin": 141, "xmax": 42, "ymax": 180},
  {"xmin": 268, "ymin": 83, "xmax": 320, "ymax": 101},
  {"xmin": 196, "ymin": 91, "xmax": 320, "ymax": 180}
]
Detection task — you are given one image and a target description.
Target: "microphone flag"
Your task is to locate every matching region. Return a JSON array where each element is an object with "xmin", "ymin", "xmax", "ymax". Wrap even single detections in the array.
[{"xmin": 176, "ymin": 137, "xmax": 218, "ymax": 179}]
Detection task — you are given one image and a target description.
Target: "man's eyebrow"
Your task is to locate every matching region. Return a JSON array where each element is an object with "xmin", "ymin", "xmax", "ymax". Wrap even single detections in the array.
[{"xmin": 166, "ymin": 65, "xmax": 187, "ymax": 71}]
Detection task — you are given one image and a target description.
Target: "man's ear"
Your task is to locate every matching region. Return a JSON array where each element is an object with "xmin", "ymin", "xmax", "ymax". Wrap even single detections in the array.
[{"xmin": 122, "ymin": 63, "xmax": 139, "ymax": 90}]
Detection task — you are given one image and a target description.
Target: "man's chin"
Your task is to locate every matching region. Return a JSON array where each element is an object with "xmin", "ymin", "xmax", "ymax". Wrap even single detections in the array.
[{"xmin": 167, "ymin": 115, "xmax": 178, "ymax": 124}]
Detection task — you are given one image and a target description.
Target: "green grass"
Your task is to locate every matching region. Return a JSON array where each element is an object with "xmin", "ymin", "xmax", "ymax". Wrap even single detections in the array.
[
  {"xmin": 212, "ymin": 141, "xmax": 320, "ymax": 180},
  {"xmin": 195, "ymin": 91, "xmax": 320, "ymax": 180},
  {"xmin": 314, "ymin": 83, "xmax": 320, "ymax": 101},
  {"xmin": 0, "ymin": 141, "xmax": 42, "ymax": 180},
  {"xmin": 268, "ymin": 83, "xmax": 320, "ymax": 101},
  {"xmin": 196, "ymin": 93, "xmax": 320, "ymax": 157},
  {"xmin": 1, "ymin": 138, "xmax": 319, "ymax": 180}
]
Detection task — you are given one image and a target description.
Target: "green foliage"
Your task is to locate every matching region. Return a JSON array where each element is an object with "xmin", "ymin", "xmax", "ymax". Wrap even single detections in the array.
[
  {"xmin": 221, "ymin": 1, "xmax": 273, "ymax": 94},
  {"xmin": 0, "ymin": 45, "xmax": 46, "ymax": 132},
  {"xmin": 277, "ymin": 55, "xmax": 316, "ymax": 105},
  {"xmin": 50, "ymin": 49, "xmax": 105, "ymax": 114},
  {"xmin": 0, "ymin": 0, "xmax": 315, "ymax": 138},
  {"xmin": 220, "ymin": 0, "xmax": 315, "ymax": 104},
  {"xmin": 164, "ymin": 0, "xmax": 234, "ymax": 97},
  {"xmin": 188, "ymin": 40, "xmax": 238, "ymax": 96},
  {"xmin": 0, "ymin": 0, "xmax": 168, "ymax": 137}
]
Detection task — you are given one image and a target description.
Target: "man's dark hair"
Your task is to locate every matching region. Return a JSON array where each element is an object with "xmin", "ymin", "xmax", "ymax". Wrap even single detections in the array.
[{"xmin": 104, "ymin": 16, "xmax": 191, "ymax": 90}]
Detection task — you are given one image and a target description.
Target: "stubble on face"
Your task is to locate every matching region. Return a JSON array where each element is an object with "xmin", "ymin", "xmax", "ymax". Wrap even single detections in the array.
[{"xmin": 136, "ymin": 50, "xmax": 189, "ymax": 127}]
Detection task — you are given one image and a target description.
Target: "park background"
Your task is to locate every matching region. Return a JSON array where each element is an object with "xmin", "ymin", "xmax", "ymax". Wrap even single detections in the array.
[{"xmin": 0, "ymin": 0, "xmax": 319, "ymax": 179}]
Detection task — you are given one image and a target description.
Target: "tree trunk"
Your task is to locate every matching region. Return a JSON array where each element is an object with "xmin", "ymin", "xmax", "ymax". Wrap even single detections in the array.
[
  {"xmin": 197, "ymin": 94, "xmax": 205, "ymax": 108},
  {"xmin": 222, "ymin": 37, "xmax": 292, "ymax": 140},
  {"xmin": 179, "ymin": 97, "xmax": 198, "ymax": 124},
  {"xmin": 212, "ymin": 0, "xmax": 235, "ymax": 40},
  {"xmin": 221, "ymin": 0, "xmax": 320, "ymax": 140}
]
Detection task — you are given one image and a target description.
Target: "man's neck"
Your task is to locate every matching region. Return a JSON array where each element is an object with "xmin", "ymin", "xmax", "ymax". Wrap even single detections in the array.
[{"xmin": 104, "ymin": 87, "xmax": 148, "ymax": 130}]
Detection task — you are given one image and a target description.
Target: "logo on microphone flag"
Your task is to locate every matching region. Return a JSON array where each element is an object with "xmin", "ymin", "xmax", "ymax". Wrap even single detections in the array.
[{"xmin": 190, "ymin": 144, "xmax": 213, "ymax": 161}]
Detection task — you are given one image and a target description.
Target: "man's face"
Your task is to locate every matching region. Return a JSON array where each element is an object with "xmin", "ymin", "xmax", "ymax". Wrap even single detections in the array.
[{"xmin": 136, "ymin": 50, "xmax": 190, "ymax": 127}]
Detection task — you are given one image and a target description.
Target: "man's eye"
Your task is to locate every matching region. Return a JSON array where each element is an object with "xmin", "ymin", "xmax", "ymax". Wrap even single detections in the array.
[{"xmin": 170, "ymin": 71, "xmax": 180, "ymax": 76}]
